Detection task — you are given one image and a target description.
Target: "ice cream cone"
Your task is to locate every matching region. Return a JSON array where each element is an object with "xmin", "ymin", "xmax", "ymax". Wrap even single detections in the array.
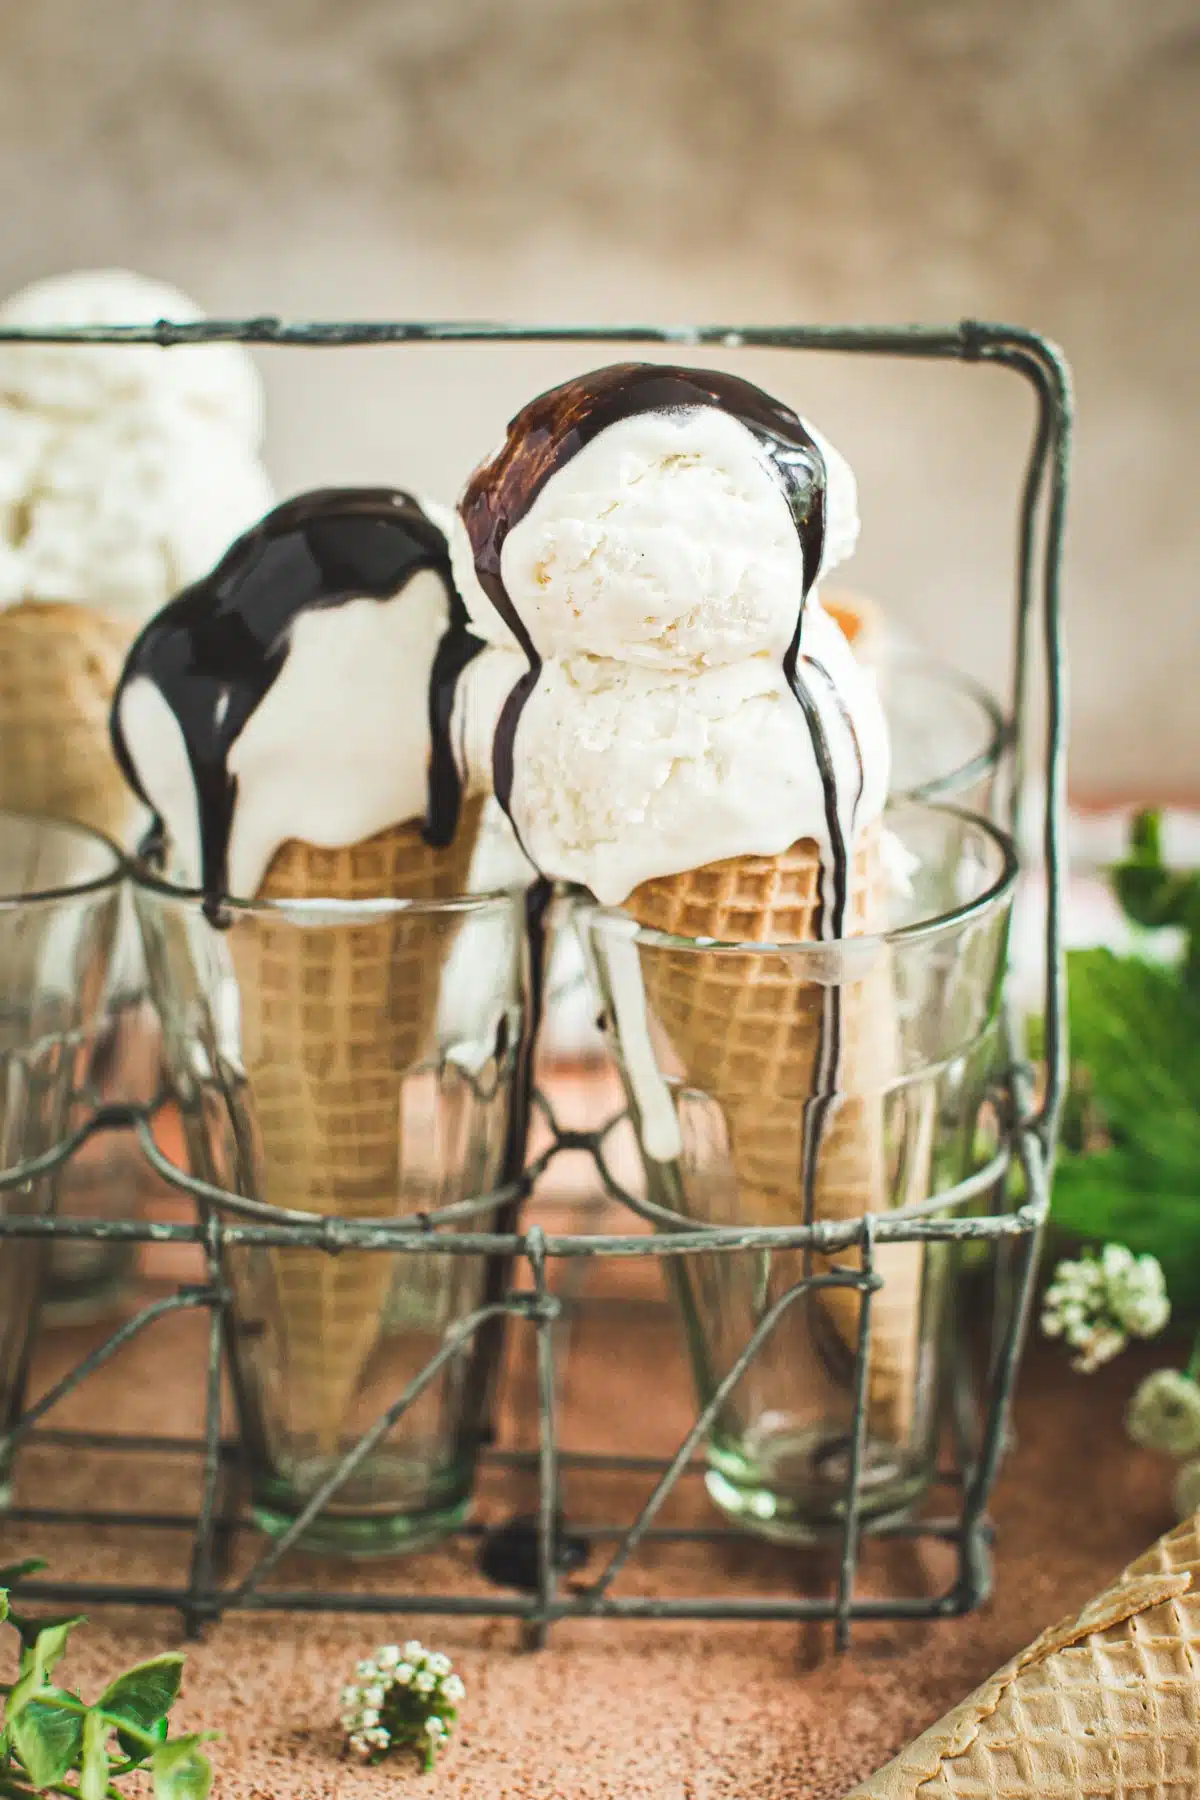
[
  {"xmin": 230, "ymin": 799, "xmax": 484, "ymax": 1455},
  {"xmin": 0, "ymin": 601, "xmax": 135, "ymax": 841},
  {"xmin": 625, "ymin": 822, "xmax": 921, "ymax": 1444},
  {"xmin": 847, "ymin": 1511, "xmax": 1200, "ymax": 1797}
]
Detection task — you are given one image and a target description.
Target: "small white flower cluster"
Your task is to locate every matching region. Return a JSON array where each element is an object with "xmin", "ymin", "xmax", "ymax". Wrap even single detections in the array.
[
  {"xmin": 340, "ymin": 1641, "xmax": 465, "ymax": 1769},
  {"xmin": 1042, "ymin": 1244, "xmax": 1170, "ymax": 1373}
]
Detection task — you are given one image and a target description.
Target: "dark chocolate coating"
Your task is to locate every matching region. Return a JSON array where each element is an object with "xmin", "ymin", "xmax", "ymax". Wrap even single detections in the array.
[{"xmin": 109, "ymin": 487, "xmax": 483, "ymax": 922}]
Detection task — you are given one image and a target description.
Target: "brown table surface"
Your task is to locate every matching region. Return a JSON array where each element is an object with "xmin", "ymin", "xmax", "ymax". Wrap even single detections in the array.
[{"xmin": 1, "ymin": 1066, "xmax": 1180, "ymax": 1799}]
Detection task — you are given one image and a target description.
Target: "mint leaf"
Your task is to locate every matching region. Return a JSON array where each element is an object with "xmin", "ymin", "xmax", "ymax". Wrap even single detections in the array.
[
  {"xmin": 0, "ymin": 1561, "xmax": 46, "ymax": 1588},
  {"xmin": 152, "ymin": 1734, "xmax": 216, "ymax": 1800},
  {"xmin": 99, "ymin": 1654, "xmax": 184, "ymax": 1734},
  {"xmin": 11, "ymin": 1689, "xmax": 84, "ymax": 1788},
  {"xmin": 11, "ymin": 1612, "xmax": 87, "ymax": 1658},
  {"xmin": 117, "ymin": 1713, "xmax": 169, "ymax": 1767},
  {"xmin": 1051, "ymin": 1149, "xmax": 1200, "ymax": 1311},
  {"xmin": 8, "ymin": 1619, "xmax": 83, "ymax": 1718},
  {"xmin": 1066, "ymin": 950, "xmax": 1200, "ymax": 1163},
  {"xmin": 79, "ymin": 1710, "xmax": 108, "ymax": 1800}
]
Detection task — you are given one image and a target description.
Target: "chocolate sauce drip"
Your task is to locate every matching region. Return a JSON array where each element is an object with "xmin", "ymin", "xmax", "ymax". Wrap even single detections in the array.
[
  {"xmin": 109, "ymin": 487, "xmax": 483, "ymax": 920},
  {"xmin": 458, "ymin": 363, "xmax": 829, "ymax": 820}
]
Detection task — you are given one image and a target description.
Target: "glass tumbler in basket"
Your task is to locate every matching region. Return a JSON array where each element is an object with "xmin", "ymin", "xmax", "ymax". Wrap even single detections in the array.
[
  {"xmin": 583, "ymin": 800, "xmax": 1017, "ymax": 1540},
  {"xmin": 0, "ymin": 810, "xmax": 123, "ymax": 1504},
  {"xmin": 136, "ymin": 863, "xmax": 529, "ymax": 1557}
]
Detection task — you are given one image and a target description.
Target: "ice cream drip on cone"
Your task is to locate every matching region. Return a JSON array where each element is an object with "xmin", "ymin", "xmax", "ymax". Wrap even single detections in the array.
[
  {"xmin": 452, "ymin": 363, "xmax": 921, "ymax": 1460},
  {"xmin": 113, "ymin": 488, "xmax": 489, "ymax": 1458}
]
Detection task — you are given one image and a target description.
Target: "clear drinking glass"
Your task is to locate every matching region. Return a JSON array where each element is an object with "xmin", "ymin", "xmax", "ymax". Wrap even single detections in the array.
[
  {"xmin": 582, "ymin": 802, "xmax": 1017, "ymax": 1540},
  {"xmin": 0, "ymin": 811, "xmax": 123, "ymax": 1504},
  {"xmin": 886, "ymin": 650, "xmax": 1008, "ymax": 814},
  {"xmin": 41, "ymin": 896, "xmax": 162, "ymax": 1324},
  {"xmin": 134, "ymin": 870, "xmax": 528, "ymax": 1556}
]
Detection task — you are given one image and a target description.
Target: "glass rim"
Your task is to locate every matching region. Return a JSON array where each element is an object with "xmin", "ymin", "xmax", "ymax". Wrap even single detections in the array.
[
  {"xmin": 887, "ymin": 647, "xmax": 1011, "ymax": 804},
  {"xmin": 584, "ymin": 800, "xmax": 1018, "ymax": 955},
  {"xmin": 0, "ymin": 807, "xmax": 126, "ymax": 910},
  {"xmin": 129, "ymin": 856, "xmax": 521, "ymax": 922}
]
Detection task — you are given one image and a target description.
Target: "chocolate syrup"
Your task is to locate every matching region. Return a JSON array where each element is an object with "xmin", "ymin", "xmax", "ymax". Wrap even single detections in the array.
[
  {"xmin": 460, "ymin": 364, "xmax": 859, "ymax": 1228},
  {"xmin": 109, "ymin": 488, "xmax": 484, "ymax": 921}
]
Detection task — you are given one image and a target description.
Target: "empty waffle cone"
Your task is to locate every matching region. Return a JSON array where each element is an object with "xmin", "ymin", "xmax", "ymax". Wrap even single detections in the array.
[
  {"xmin": 230, "ymin": 800, "xmax": 483, "ymax": 1456},
  {"xmin": 0, "ymin": 600, "xmax": 136, "ymax": 841},
  {"xmin": 848, "ymin": 1511, "xmax": 1200, "ymax": 1797},
  {"xmin": 626, "ymin": 822, "xmax": 921, "ymax": 1444}
]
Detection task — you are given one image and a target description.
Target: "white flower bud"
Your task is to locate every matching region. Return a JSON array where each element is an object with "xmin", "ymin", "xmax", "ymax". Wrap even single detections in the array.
[
  {"xmin": 403, "ymin": 1640, "xmax": 424, "ymax": 1661},
  {"xmin": 1128, "ymin": 1370, "xmax": 1200, "ymax": 1456},
  {"xmin": 363, "ymin": 1686, "xmax": 385, "ymax": 1710},
  {"xmin": 427, "ymin": 1653, "xmax": 452, "ymax": 1677},
  {"xmin": 442, "ymin": 1674, "xmax": 465, "ymax": 1702},
  {"xmin": 414, "ymin": 1671, "xmax": 436, "ymax": 1694},
  {"xmin": 395, "ymin": 1663, "xmax": 414, "ymax": 1685}
]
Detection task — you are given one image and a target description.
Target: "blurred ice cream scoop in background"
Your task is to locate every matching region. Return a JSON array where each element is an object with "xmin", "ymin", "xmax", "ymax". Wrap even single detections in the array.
[{"xmin": 0, "ymin": 267, "xmax": 272, "ymax": 844}]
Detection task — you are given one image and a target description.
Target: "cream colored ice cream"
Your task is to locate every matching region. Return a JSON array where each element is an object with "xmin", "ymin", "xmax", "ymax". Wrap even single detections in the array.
[
  {"xmin": 451, "ymin": 362, "xmax": 887, "ymax": 906},
  {"xmin": 0, "ymin": 269, "xmax": 271, "ymax": 619}
]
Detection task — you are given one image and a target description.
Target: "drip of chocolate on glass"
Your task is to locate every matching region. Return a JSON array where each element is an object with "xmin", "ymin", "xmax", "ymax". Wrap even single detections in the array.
[{"xmin": 109, "ymin": 488, "xmax": 484, "ymax": 925}]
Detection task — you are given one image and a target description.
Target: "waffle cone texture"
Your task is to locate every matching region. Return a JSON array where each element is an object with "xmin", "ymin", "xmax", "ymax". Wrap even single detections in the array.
[
  {"xmin": 848, "ymin": 1511, "xmax": 1200, "ymax": 1797},
  {"xmin": 0, "ymin": 600, "xmax": 135, "ymax": 841},
  {"xmin": 626, "ymin": 823, "xmax": 921, "ymax": 1444},
  {"xmin": 229, "ymin": 801, "xmax": 482, "ymax": 1453}
]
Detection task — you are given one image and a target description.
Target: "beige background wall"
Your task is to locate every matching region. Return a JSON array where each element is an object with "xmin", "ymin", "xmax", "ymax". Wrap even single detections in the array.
[{"xmin": 2, "ymin": 0, "xmax": 1197, "ymax": 798}]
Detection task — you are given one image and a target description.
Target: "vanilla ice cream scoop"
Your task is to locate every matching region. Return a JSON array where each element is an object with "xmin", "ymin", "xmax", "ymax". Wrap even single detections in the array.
[
  {"xmin": 0, "ymin": 269, "xmax": 272, "ymax": 619},
  {"xmin": 450, "ymin": 361, "xmax": 858, "ymax": 667},
  {"xmin": 456, "ymin": 602, "xmax": 888, "ymax": 906},
  {"xmin": 451, "ymin": 362, "xmax": 884, "ymax": 912},
  {"xmin": 111, "ymin": 489, "xmax": 485, "ymax": 913},
  {"xmin": 0, "ymin": 268, "xmax": 264, "ymax": 445}
]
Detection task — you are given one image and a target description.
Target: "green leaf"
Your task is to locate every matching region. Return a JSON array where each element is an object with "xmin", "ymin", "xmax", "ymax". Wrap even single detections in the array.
[
  {"xmin": 98, "ymin": 1655, "xmax": 184, "ymax": 1735},
  {"xmin": 117, "ymin": 1714, "xmax": 168, "ymax": 1767},
  {"xmin": 1050, "ymin": 1148, "xmax": 1200, "ymax": 1312},
  {"xmin": 0, "ymin": 1563, "xmax": 46, "ymax": 1590},
  {"xmin": 152, "ymin": 1735, "xmax": 215, "ymax": 1800},
  {"xmin": 8, "ymin": 1619, "xmax": 83, "ymax": 1720},
  {"xmin": 28, "ymin": 1620, "xmax": 79, "ymax": 1683},
  {"xmin": 1065, "ymin": 949, "xmax": 1200, "ymax": 1164},
  {"xmin": 11, "ymin": 1690, "xmax": 84, "ymax": 1789},
  {"xmin": 11, "ymin": 1614, "xmax": 86, "ymax": 1658},
  {"xmin": 79, "ymin": 1711, "xmax": 108, "ymax": 1800},
  {"xmin": 0, "ymin": 1592, "xmax": 7, "ymax": 1626}
]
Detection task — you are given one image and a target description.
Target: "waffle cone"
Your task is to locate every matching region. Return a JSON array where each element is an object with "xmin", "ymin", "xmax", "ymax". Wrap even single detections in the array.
[
  {"xmin": 230, "ymin": 800, "xmax": 483, "ymax": 1454},
  {"xmin": 625, "ymin": 823, "xmax": 920, "ymax": 1444},
  {"xmin": 848, "ymin": 1511, "xmax": 1200, "ymax": 1796},
  {"xmin": 0, "ymin": 601, "xmax": 135, "ymax": 841}
]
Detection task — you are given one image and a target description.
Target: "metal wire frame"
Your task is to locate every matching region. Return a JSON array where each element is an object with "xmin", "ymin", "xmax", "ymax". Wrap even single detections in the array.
[{"xmin": 0, "ymin": 317, "xmax": 1071, "ymax": 1649}]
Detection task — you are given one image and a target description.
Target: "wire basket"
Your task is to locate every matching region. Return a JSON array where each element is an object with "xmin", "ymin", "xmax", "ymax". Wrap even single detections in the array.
[{"xmin": 0, "ymin": 317, "xmax": 1070, "ymax": 1648}]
